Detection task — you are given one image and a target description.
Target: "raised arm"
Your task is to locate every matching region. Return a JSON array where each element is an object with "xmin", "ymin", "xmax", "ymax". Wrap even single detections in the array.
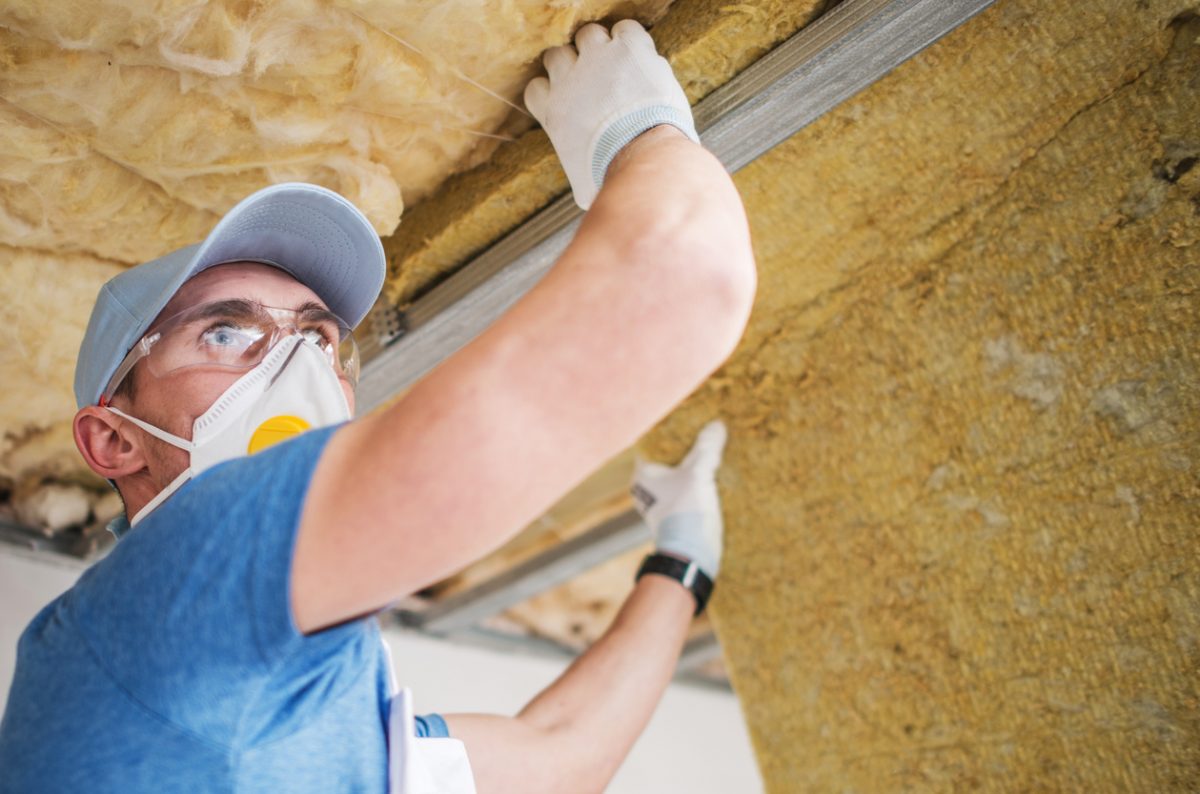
[
  {"xmin": 446, "ymin": 576, "xmax": 695, "ymax": 794},
  {"xmin": 444, "ymin": 420, "xmax": 731, "ymax": 794},
  {"xmin": 290, "ymin": 23, "xmax": 756, "ymax": 634}
]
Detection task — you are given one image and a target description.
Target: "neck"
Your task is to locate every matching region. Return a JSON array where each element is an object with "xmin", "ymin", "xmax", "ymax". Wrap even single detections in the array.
[{"xmin": 117, "ymin": 465, "xmax": 185, "ymax": 525}]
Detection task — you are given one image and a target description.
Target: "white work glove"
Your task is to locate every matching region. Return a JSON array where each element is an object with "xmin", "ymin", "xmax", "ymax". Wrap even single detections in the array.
[
  {"xmin": 630, "ymin": 420, "xmax": 727, "ymax": 579},
  {"xmin": 524, "ymin": 20, "xmax": 700, "ymax": 210}
]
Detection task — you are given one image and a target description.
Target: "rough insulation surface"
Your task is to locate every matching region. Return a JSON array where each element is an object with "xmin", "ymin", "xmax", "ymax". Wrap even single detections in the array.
[
  {"xmin": 0, "ymin": 247, "xmax": 123, "ymax": 481},
  {"xmin": 635, "ymin": 0, "xmax": 1200, "ymax": 788},
  {"xmin": 0, "ymin": 0, "xmax": 668, "ymax": 507}
]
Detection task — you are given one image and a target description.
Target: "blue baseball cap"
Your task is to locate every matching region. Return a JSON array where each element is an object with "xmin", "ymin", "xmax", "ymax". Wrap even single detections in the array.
[{"xmin": 74, "ymin": 182, "xmax": 386, "ymax": 409}]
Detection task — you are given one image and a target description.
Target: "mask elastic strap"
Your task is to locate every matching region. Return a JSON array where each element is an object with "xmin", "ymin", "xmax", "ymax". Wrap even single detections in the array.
[
  {"xmin": 105, "ymin": 406, "xmax": 196, "ymax": 528},
  {"xmin": 129, "ymin": 467, "xmax": 192, "ymax": 527},
  {"xmin": 106, "ymin": 406, "xmax": 195, "ymax": 452}
]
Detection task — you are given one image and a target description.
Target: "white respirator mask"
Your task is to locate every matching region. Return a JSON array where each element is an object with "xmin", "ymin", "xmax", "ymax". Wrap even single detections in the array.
[{"xmin": 106, "ymin": 334, "xmax": 351, "ymax": 528}]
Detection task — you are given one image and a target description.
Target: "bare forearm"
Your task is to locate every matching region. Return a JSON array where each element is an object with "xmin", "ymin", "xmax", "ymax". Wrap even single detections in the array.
[
  {"xmin": 446, "ymin": 576, "xmax": 696, "ymax": 794},
  {"xmin": 519, "ymin": 576, "xmax": 694, "ymax": 769}
]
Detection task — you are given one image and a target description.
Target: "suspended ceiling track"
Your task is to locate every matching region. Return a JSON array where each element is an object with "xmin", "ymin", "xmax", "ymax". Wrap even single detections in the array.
[
  {"xmin": 356, "ymin": 0, "xmax": 996, "ymax": 411},
  {"xmin": 0, "ymin": 520, "xmax": 96, "ymax": 570},
  {"xmin": 391, "ymin": 507, "xmax": 728, "ymax": 687},
  {"xmin": 397, "ymin": 509, "xmax": 649, "ymax": 635}
]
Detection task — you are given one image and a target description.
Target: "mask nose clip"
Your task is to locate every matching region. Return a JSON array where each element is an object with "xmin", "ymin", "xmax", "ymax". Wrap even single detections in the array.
[
  {"xmin": 266, "ymin": 331, "xmax": 307, "ymax": 388},
  {"xmin": 256, "ymin": 321, "xmax": 300, "ymax": 360}
]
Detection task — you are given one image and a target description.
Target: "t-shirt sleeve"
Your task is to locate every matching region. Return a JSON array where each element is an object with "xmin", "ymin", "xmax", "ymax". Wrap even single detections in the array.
[
  {"xmin": 414, "ymin": 714, "xmax": 450, "ymax": 738},
  {"xmin": 69, "ymin": 424, "xmax": 357, "ymax": 742}
]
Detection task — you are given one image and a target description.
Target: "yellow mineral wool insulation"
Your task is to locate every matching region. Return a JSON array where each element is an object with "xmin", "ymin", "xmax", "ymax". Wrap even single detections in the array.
[
  {"xmin": 0, "ymin": 246, "xmax": 124, "ymax": 483},
  {"xmin": 0, "ymin": 102, "xmax": 220, "ymax": 265},
  {"xmin": 635, "ymin": 0, "xmax": 1199, "ymax": 789},
  {"xmin": 0, "ymin": 0, "xmax": 671, "ymax": 262},
  {"xmin": 499, "ymin": 544, "xmax": 652, "ymax": 648}
]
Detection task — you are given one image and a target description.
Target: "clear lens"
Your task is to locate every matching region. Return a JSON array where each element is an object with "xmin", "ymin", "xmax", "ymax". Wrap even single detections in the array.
[{"xmin": 101, "ymin": 299, "xmax": 359, "ymax": 403}]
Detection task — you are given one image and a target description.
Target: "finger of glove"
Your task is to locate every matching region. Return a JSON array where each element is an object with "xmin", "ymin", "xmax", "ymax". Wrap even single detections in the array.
[
  {"xmin": 611, "ymin": 19, "xmax": 655, "ymax": 52},
  {"xmin": 543, "ymin": 45, "xmax": 577, "ymax": 82},
  {"xmin": 523, "ymin": 76, "xmax": 550, "ymax": 123},
  {"xmin": 681, "ymin": 420, "xmax": 728, "ymax": 475},
  {"xmin": 574, "ymin": 22, "xmax": 610, "ymax": 53}
]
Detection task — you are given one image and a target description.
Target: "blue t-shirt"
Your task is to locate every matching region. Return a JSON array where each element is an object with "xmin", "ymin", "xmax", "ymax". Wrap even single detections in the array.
[{"xmin": 0, "ymin": 426, "xmax": 447, "ymax": 793}]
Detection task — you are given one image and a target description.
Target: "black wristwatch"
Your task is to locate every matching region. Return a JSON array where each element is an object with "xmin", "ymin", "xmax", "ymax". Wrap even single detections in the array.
[{"xmin": 636, "ymin": 553, "xmax": 714, "ymax": 616}]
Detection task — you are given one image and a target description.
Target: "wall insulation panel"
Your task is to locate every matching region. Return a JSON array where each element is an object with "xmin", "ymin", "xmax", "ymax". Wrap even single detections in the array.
[{"xmin": 634, "ymin": 0, "xmax": 1199, "ymax": 789}]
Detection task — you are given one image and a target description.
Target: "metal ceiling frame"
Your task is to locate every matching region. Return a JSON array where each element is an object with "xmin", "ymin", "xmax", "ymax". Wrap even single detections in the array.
[
  {"xmin": 3, "ymin": 0, "xmax": 994, "ymax": 686},
  {"xmin": 0, "ymin": 520, "xmax": 95, "ymax": 571},
  {"xmin": 397, "ymin": 509, "xmax": 649, "ymax": 634},
  {"xmin": 355, "ymin": 0, "xmax": 996, "ymax": 411}
]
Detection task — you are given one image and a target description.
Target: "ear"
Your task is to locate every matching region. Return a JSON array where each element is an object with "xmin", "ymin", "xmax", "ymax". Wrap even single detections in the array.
[{"xmin": 73, "ymin": 406, "xmax": 147, "ymax": 481}]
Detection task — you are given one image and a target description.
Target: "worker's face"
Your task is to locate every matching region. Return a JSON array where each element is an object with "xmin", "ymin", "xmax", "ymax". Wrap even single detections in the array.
[{"xmin": 111, "ymin": 262, "xmax": 357, "ymax": 482}]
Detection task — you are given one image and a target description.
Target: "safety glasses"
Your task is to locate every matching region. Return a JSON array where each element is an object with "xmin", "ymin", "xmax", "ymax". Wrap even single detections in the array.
[{"xmin": 99, "ymin": 298, "xmax": 359, "ymax": 405}]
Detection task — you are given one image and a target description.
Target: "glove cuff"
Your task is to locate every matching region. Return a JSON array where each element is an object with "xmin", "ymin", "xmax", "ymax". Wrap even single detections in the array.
[{"xmin": 590, "ymin": 104, "xmax": 700, "ymax": 190}]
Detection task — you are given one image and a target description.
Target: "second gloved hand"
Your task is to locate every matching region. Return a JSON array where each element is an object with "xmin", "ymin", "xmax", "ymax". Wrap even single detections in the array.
[
  {"xmin": 630, "ymin": 420, "xmax": 727, "ymax": 579},
  {"xmin": 524, "ymin": 20, "xmax": 700, "ymax": 210}
]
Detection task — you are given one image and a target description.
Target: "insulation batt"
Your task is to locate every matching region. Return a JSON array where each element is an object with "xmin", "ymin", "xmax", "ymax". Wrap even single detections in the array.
[
  {"xmin": 628, "ymin": 0, "xmax": 1200, "ymax": 788},
  {"xmin": 13, "ymin": 481, "xmax": 90, "ymax": 533},
  {"xmin": 0, "ymin": 0, "xmax": 669, "ymax": 505},
  {"xmin": 0, "ymin": 246, "xmax": 123, "ymax": 484}
]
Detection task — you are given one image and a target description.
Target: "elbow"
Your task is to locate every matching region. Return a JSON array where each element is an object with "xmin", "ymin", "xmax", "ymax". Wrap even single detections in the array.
[
  {"xmin": 595, "ymin": 137, "xmax": 758, "ymax": 335},
  {"xmin": 585, "ymin": 143, "xmax": 758, "ymax": 374},
  {"xmin": 511, "ymin": 719, "xmax": 618, "ymax": 794},
  {"xmin": 708, "ymin": 238, "xmax": 758, "ymax": 357},
  {"xmin": 692, "ymin": 251, "xmax": 756, "ymax": 369},
  {"xmin": 635, "ymin": 195, "xmax": 758, "ymax": 363}
]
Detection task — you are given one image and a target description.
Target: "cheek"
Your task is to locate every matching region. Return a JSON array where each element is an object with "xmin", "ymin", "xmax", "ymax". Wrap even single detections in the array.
[{"xmin": 136, "ymin": 370, "xmax": 241, "ymax": 438}]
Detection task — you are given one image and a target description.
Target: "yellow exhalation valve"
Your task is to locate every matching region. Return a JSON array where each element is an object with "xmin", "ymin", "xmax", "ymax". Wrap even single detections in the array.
[{"xmin": 248, "ymin": 415, "xmax": 312, "ymax": 455}]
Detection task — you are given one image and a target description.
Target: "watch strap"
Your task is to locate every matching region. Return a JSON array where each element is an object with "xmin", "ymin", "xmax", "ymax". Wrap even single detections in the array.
[{"xmin": 636, "ymin": 553, "xmax": 714, "ymax": 616}]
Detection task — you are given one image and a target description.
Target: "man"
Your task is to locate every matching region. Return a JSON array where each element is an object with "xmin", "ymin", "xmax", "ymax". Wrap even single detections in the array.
[{"xmin": 0, "ymin": 20, "xmax": 755, "ymax": 793}]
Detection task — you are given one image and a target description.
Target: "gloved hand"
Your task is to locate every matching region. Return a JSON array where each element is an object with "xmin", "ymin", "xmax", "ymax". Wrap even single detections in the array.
[
  {"xmin": 524, "ymin": 19, "xmax": 700, "ymax": 210},
  {"xmin": 630, "ymin": 420, "xmax": 727, "ymax": 579}
]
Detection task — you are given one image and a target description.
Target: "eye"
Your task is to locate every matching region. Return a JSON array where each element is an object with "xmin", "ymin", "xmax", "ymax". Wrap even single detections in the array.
[
  {"xmin": 201, "ymin": 324, "xmax": 261, "ymax": 349},
  {"xmin": 301, "ymin": 326, "xmax": 335, "ymax": 350}
]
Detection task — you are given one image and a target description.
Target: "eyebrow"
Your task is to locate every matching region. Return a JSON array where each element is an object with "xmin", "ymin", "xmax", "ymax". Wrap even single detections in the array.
[
  {"xmin": 151, "ymin": 298, "xmax": 345, "ymax": 337},
  {"xmin": 294, "ymin": 301, "xmax": 347, "ymax": 334},
  {"xmin": 191, "ymin": 300, "xmax": 338, "ymax": 321},
  {"xmin": 192, "ymin": 299, "xmax": 261, "ymax": 322}
]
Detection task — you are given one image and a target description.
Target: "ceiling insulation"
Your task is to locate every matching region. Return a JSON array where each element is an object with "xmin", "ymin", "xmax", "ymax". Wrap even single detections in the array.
[
  {"xmin": 0, "ymin": 0, "xmax": 672, "ymax": 520},
  {"xmin": 0, "ymin": 0, "xmax": 831, "ymax": 674}
]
